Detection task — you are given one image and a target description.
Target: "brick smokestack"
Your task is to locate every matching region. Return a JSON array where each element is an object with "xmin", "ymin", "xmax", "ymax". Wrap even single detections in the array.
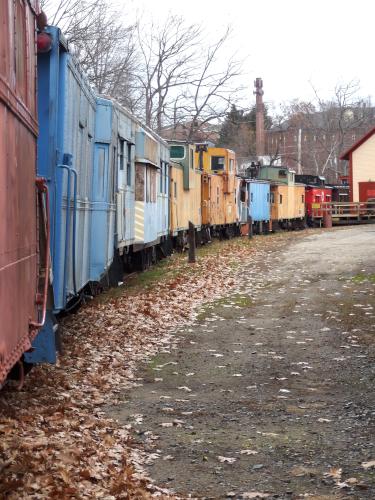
[{"xmin": 254, "ymin": 77, "xmax": 265, "ymax": 157}]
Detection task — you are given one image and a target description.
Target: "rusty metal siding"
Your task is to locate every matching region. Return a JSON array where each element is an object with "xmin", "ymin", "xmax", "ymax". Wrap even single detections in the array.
[{"xmin": 0, "ymin": 0, "xmax": 38, "ymax": 383}]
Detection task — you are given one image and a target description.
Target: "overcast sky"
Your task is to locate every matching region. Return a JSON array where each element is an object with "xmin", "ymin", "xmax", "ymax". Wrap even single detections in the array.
[{"xmin": 129, "ymin": 0, "xmax": 373, "ymax": 109}]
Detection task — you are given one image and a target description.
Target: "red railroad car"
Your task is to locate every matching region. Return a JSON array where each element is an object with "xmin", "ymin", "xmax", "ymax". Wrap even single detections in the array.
[
  {"xmin": 0, "ymin": 0, "xmax": 48, "ymax": 386},
  {"xmin": 304, "ymin": 186, "xmax": 332, "ymax": 221},
  {"xmin": 295, "ymin": 175, "xmax": 332, "ymax": 225}
]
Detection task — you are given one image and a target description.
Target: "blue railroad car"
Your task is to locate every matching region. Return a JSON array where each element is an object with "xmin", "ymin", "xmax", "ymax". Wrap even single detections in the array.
[
  {"xmin": 26, "ymin": 26, "xmax": 97, "ymax": 363},
  {"xmin": 236, "ymin": 178, "xmax": 271, "ymax": 235},
  {"xmin": 90, "ymin": 97, "xmax": 116, "ymax": 282},
  {"xmin": 248, "ymin": 180, "xmax": 271, "ymax": 224}
]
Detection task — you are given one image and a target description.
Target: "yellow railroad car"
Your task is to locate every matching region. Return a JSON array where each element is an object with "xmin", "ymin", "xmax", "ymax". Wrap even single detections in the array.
[
  {"xmin": 169, "ymin": 142, "xmax": 202, "ymax": 248},
  {"xmin": 270, "ymin": 183, "xmax": 305, "ymax": 228},
  {"xmin": 195, "ymin": 145, "xmax": 238, "ymax": 236}
]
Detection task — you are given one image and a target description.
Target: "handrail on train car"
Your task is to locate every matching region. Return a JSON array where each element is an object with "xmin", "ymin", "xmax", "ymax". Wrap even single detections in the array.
[
  {"xmin": 57, "ymin": 164, "xmax": 78, "ymax": 301},
  {"xmin": 29, "ymin": 177, "xmax": 50, "ymax": 331},
  {"xmin": 70, "ymin": 168, "xmax": 78, "ymax": 295},
  {"xmin": 58, "ymin": 165, "xmax": 72, "ymax": 303}
]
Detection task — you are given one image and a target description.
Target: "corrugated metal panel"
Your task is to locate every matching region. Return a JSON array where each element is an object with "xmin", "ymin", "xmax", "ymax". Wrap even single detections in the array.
[{"xmin": 0, "ymin": 0, "xmax": 39, "ymax": 383}]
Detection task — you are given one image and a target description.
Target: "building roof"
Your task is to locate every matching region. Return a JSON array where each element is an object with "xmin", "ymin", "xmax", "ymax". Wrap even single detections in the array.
[{"xmin": 340, "ymin": 125, "xmax": 375, "ymax": 160}]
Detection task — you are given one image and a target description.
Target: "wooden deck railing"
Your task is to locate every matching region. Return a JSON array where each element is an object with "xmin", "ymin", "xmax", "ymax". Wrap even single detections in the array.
[{"xmin": 311, "ymin": 201, "xmax": 375, "ymax": 221}]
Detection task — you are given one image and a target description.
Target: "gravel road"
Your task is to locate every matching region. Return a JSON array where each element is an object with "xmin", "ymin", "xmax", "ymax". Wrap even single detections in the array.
[{"xmin": 109, "ymin": 226, "xmax": 375, "ymax": 499}]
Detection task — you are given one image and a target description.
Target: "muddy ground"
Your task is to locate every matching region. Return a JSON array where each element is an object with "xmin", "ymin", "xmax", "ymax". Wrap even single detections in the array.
[{"xmin": 108, "ymin": 226, "xmax": 375, "ymax": 499}]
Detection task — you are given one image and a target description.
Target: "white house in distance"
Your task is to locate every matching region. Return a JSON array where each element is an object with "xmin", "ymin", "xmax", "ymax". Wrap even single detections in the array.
[{"xmin": 341, "ymin": 126, "xmax": 375, "ymax": 202}]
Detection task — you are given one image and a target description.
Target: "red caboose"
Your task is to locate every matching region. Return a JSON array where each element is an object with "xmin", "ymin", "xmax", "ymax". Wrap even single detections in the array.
[{"xmin": 295, "ymin": 175, "xmax": 332, "ymax": 225}]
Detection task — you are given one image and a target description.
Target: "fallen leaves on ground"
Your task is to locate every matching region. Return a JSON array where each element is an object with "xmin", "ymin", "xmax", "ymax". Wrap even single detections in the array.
[{"xmin": 0, "ymin": 236, "xmax": 288, "ymax": 498}]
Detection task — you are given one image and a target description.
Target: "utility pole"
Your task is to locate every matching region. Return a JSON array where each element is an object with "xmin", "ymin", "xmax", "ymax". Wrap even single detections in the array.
[
  {"xmin": 297, "ymin": 128, "xmax": 302, "ymax": 174},
  {"xmin": 254, "ymin": 78, "xmax": 265, "ymax": 157}
]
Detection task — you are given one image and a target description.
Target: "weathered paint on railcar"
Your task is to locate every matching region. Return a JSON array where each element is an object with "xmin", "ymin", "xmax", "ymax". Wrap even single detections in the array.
[
  {"xmin": 0, "ymin": 0, "xmax": 41, "ymax": 382},
  {"xmin": 305, "ymin": 186, "xmax": 332, "ymax": 218},
  {"xmin": 271, "ymin": 184, "xmax": 305, "ymax": 222},
  {"xmin": 170, "ymin": 162, "xmax": 202, "ymax": 235},
  {"xmin": 26, "ymin": 26, "xmax": 97, "ymax": 363},
  {"xmin": 157, "ymin": 141, "xmax": 170, "ymax": 239},
  {"xmin": 134, "ymin": 127, "xmax": 169, "ymax": 248},
  {"xmin": 89, "ymin": 97, "xmax": 116, "ymax": 281},
  {"xmin": 169, "ymin": 142, "xmax": 202, "ymax": 236},
  {"xmin": 36, "ymin": 26, "xmax": 96, "ymax": 312},
  {"xmin": 236, "ymin": 178, "xmax": 248, "ymax": 224},
  {"xmin": 196, "ymin": 146, "xmax": 237, "ymax": 228},
  {"xmin": 248, "ymin": 180, "xmax": 271, "ymax": 222},
  {"xmin": 201, "ymin": 173, "xmax": 226, "ymax": 227},
  {"xmin": 114, "ymin": 101, "xmax": 137, "ymax": 252},
  {"xmin": 258, "ymin": 165, "xmax": 295, "ymax": 185}
]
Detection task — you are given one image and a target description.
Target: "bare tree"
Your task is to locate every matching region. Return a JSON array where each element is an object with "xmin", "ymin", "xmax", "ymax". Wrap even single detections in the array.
[
  {"xmin": 40, "ymin": 0, "xmax": 103, "ymax": 43},
  {"xmin": 134, "ymin": 16, "xmax": 244, "ymax": 136},
  {"xmin": 178, "ymin": 28, "xmax": 243, "ymax": 142},
  {"xmin": 40, "ymin": 0, "xmax": 138, "ymax": 108},
  {"xmin": 133, "ymin": 15, "xmax": 201, "ymax": 131},
  {"xmin": 40, "ymin": 4, "xmax": 245, "ymax": 135}
]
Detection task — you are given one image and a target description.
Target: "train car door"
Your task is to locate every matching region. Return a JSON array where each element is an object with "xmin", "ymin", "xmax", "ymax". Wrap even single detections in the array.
[{"xmin": 90, "ymin": 143, "xmax": 109, "ymax": 279}]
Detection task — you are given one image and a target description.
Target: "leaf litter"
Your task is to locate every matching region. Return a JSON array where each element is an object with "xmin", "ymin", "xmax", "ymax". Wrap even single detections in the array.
[{"xmin": 0, "ymin": 237, "xmax": 278, "ymax": 498}]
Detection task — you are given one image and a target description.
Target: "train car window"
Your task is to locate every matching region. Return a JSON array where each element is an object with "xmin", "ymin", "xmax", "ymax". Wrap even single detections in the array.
[
  {"xmin": 211, "ymin": 156, "xmax": 225, "ymax": 171},
  {"xmin": 270, "ymin": 192, "xmax": 274, "ymax": 204},
  {"xmin": 170, "ymin": 145, "xmax": 185, "ymax": 159},
  {"xmin": 151, "ymin": 169, "xmax": 157, "ymax": 202},
  {"xmin": 160, "ymin": 161, "xmax": 163, "ymax": 193},
  {"xmin": 240, "ymin": 187, "xmax": 246, "ymax": 203},
  {"xmin": 229, "ymin": 159, "xmax": 234, "ymax": 172},
  {"xmin": 302, "ymin": 194, "xmax": 305, "ymax": 203},
  {"xmin": 267, "ymin": 193, "xmax": 270, "ymax": 202},
  {"xmin": 279, "ymin": 194, "xmax": 283, "ymax": 204},
  {"xmin": 145, "ymin": 168, "xmax": 151, "ymax": 202},
  {"xmin": 315, "ymin": 195, "xmax": 320, "ymax": 202},
  {"xmin": 119, "ymin": 139, "xmax": 125, "ymax": 170},
  {"xmin": 251, "ymin": 192, "xmax": 254, "ymax": 202},
  {"xmin": 278, "ymin": 170, "xmax": 287, "ymax": 178},
  {"xmin": 111, "ymin": 146, "xmax": 116, "ymax": 199},
  {"xmin": 126, "ymin": 143, "xmax": 132, "ymax": 185},
  {"xmin": 97, "ymin": 147, "xmax": 105, "ymax": 198},
  {"xmin": 164, "ymin": 163, "xmax": 168, "ymax": 194},
  {"xmin": 135, "ymin": 164, "xmax": 145, "ymax": 201}
]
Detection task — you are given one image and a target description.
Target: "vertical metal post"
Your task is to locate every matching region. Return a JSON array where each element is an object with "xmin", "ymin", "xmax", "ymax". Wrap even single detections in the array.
[
  {"xmin": 297, "ymin": 128, "xmax": 302, "ymax": 174},
  {"xmin": 247, "ymin": 215, "xmax": 253, "ymax": 239},
  {"xmin": 188, "ymin": 221, "xmax": 196, "ymax": 263}
]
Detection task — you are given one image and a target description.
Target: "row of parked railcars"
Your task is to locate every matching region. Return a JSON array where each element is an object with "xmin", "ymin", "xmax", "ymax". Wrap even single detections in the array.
[
  {"xmin": 24, "ymin": 26, "xmax": 173, "ymax": 366},
  {"xmin": 0, "ymin": 16, "xmax": 314, "ymax": 385}
]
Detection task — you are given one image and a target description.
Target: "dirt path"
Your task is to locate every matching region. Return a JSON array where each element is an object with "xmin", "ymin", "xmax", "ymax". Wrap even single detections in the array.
[{"xmin": 108, "ymin": 226, "xmax": 375, "ymax": 499}]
